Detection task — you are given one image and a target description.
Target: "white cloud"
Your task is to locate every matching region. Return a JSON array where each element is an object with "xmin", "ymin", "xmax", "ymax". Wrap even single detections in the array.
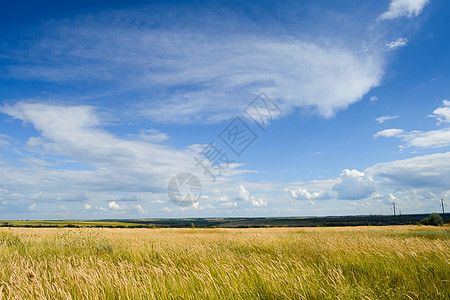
[
  {"xmin": 107, "ymin": 201, "xmax": 144, "ymax": 213},
  {"xmin": 375, "ymin": 128, "xmax": 450, "ymax": 148},
  {"xmin": 236, "ymin": 185, "xmax": 250, "ymax": 201},
  {"xmin": 285, "ymin": 187, "xmax": 331, "ymax": 200},
  {"xmin": 234, "ymin": 185, "xmax": 267, "ymax": 207},
  {"xmin": 387, "ymin": 193, "xmax": 398, "ymax": 203},
  {"xmin": 332, "ymin": 169, "xmax": 375, "ymax": 200},
  {"xmin": 386, "ymin": 38, "xmax": 408, "ymax": 49},
  {"xmin": 370, "ymin": 96, "xmax": 379, "ymax": 101},
  {"xmin": 0, "ymin": 102, "xmax": 206, "ymax": 192},
  {"xmin": 367, "ymin": 152, "xmax": 450, "ymax": 189},
  {"xmin": 376, "ymin": 115, "xmax": 399, "ymax": 124},
  {"xmin": 375, "ymin": 102, "xmax": 450, "ymax": 149},
  {"xmin": 84, "ymin": 203, "xmax": 92, "ymax": 210},
  {"xmin": 403, "ymin": 128, "xmax": 450, "ymax": 148},
  {"xmin": 136, "ymin": 205, "xmax": 144, "ymax": 213},
  {"xmin": 251, "ymin": 198, "xmax": 267, "ymax": 207},
  {"xmin": 217, "ymin": 196, "xmax": 238, "ymax": 208},
  {"xmin": 108, "ymin": 201, "xmax": 121, "ymax": 210},
  {"xmin": 378, "ymin": 0, "xmax": 430, "ymax": 20},
  {"xmin": 429, "ymin": 100, "xmax": 450, "ymax": 124},
  {"xmin": 0, "ymin": 102, "xmax": 256, "ymax": 218},
  {"xmin": 140, "ymin": 39, "xmax": 383, "ymax": 120},
  {"xmin": 374, "ymin": 128, "xmax": 404, "ymax": 138},
  {"xmin": 28, "ymin": 203, "xmax": 37, "ymax": 210}
]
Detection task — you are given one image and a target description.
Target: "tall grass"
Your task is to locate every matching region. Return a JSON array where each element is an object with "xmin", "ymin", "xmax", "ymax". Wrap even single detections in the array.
[{"xmin": 0, "ymin": 226, "xmax": 448, "ymax": 299}]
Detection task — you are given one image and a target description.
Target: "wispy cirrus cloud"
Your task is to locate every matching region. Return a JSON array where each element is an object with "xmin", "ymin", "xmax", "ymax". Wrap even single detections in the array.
[
  {"xmin": 374, "ymin": 101, "xmax": 450, "ymax": 149},
  {"xmin": 0, "ymin": 102, "xmax": 225, "ymax": 194},
  {"xmin": 376, "ymin": 115, "xmax": 399, "ymax": 124},
  {"xmin": 374, "ymin": 128, "xmax": 404, "ymax": 138},
  {"xmin": 2, "ymin": 8, "xmax": 385, "ymax": 123},
  {"xmin": 375, "ymin": 127, "xmax": 450, "ymax": 148},
  {"xmin": 378, "ymin": 0, "xmax": 430, "ymax": 20},
  {"xmin": 0, "ymin": 101, "xmax": 259, "ymax": 218}
]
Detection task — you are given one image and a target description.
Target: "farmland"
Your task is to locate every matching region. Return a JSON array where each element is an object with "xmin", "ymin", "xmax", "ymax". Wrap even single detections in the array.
[
  {"xmin": 3, "ymin": 213, "xmax": 447, "ymax": 228},
  {"xmin": 0, "ymin": 225, "xmax": 448, "ymax": 299}
]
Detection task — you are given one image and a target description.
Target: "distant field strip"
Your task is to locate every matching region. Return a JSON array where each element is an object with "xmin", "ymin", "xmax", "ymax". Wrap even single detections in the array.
[
  {"xmin": 0, "ymin": 220, "xmax": 148, "ymax": 228},
  {"xmin": 0, "ymin": 226, "xmax": 448, "ymax": 299}
]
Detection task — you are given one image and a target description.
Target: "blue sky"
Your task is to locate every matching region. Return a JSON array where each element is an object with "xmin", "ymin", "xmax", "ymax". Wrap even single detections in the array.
[{"xmin": 0, "ymin": 0, "xmax": 449, "ymax": 219}]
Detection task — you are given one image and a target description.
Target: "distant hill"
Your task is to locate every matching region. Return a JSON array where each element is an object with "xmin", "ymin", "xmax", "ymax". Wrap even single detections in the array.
[
  {"xmin": 2, "ymin": 213, "xmax": 448, "ymax": 228},
  {"xmin": 111, "ymin": 213, "xmax": 449, "ymax": 228}
]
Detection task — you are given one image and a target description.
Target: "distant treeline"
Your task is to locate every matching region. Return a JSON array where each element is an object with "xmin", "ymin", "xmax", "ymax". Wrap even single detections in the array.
[
  {"xmin": 2, "ymin": 213, "xmax": 448, "ymax": 228},
  {"xmin": 123, "ymin": 214, "xmax": 448, "ymax": 228}
]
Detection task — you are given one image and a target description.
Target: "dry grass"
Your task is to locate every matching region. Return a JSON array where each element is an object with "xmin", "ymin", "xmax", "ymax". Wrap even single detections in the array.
[{"xmin": 0, "ymin": 226, "xmax": 449, "ymax": 299}]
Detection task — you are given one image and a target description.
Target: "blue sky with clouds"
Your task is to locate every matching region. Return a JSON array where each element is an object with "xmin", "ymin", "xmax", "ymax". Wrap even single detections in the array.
[{"xmin": 0, "ymin": 0, "xmax": 449, "ymax": 219}]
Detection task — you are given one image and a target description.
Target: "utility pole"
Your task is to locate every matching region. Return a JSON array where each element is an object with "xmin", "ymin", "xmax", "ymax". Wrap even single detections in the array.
[{"xmin": 441, "ymin": 198, "xmax": 446, "ymax": 223}]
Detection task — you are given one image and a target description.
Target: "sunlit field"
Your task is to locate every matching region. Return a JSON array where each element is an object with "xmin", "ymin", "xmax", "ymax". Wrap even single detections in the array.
[{"xmin": 0, "ymin": 226, "xmax": 448, "ymax": 299}]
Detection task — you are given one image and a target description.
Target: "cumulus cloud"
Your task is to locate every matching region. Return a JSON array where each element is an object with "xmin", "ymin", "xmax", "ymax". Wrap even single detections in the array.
[
  {"xmin": 376, "ymin": 115, "xmax": 399, "ymax": 124},
  {"xmin": 285, "ymin": 187, "xmax": 331, "ymax": 200},
  {"xmin": 378, "ymin": 0, "xmax": 430, "ymax": 20},
  {"xmin": 136, "ymin": 205, "xmax": 144, "ymax": 213},
  {"xmin": 387, "ymin": 193, "xmax": 398, "ymax": 203},
  {"xmin": 251, "ymin": 198, "xmax": 267, "ymax": 207},
  {"xmin": 386, "ymin": 38, "xmax": 408, "ymax": 49},
  {"xmin": 370, "ymin": 96, "xmax": 379, "ymax": 101},
  {"xmin": 332, "ymin": 169, "xmax": 375, "ymax": 200},
  {"xmin": 108, "ymin": 201, "xmax": 121, "ymax": 210},
  {"xmin": 236, "ymin": 185, "xmax": 250, "ymax": 201},
  {"xmin": 234, "ymin": 185, "xmax": 267, "ymax": 207},
  {"xmin": 108, "ymin": 201, "xmax": 144, "ymax": 213}
]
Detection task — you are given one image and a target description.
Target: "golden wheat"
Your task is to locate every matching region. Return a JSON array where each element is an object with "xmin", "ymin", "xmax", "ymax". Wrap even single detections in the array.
[{"xmin": 0, "ymin": 226, "xmax": 448, "ymax": 299}]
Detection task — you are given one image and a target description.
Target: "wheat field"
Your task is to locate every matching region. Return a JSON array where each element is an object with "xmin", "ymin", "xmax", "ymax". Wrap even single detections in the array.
[{"xmin": 0, "ymin": 226, "xmax": 448, "ymax": 299}]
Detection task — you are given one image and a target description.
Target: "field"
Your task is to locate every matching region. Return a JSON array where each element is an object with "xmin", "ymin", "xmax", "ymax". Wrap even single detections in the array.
[
  {"xmin": 0, "ymin": 220, "xmax": 149, "ymax": 228},
  {"xmin": 0, "ymin": 226, "xmax": 448, "ymax": 299}
]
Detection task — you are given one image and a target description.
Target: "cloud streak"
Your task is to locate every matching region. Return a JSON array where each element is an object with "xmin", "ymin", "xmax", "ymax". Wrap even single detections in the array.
[
  {"xmin": 378, "ymin": 0, "xmax": 430, "ymax": 20},
  {"xmin": 376, "ymin": 115, "xmax": 399, "ymax": 124},
  {"xmin": 3, "ymin": 9, "xmax": 384, "ymax": 123},
  {"xmin": 386, "ymin": 38, "xmax": 408, "ymax": 49}
]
